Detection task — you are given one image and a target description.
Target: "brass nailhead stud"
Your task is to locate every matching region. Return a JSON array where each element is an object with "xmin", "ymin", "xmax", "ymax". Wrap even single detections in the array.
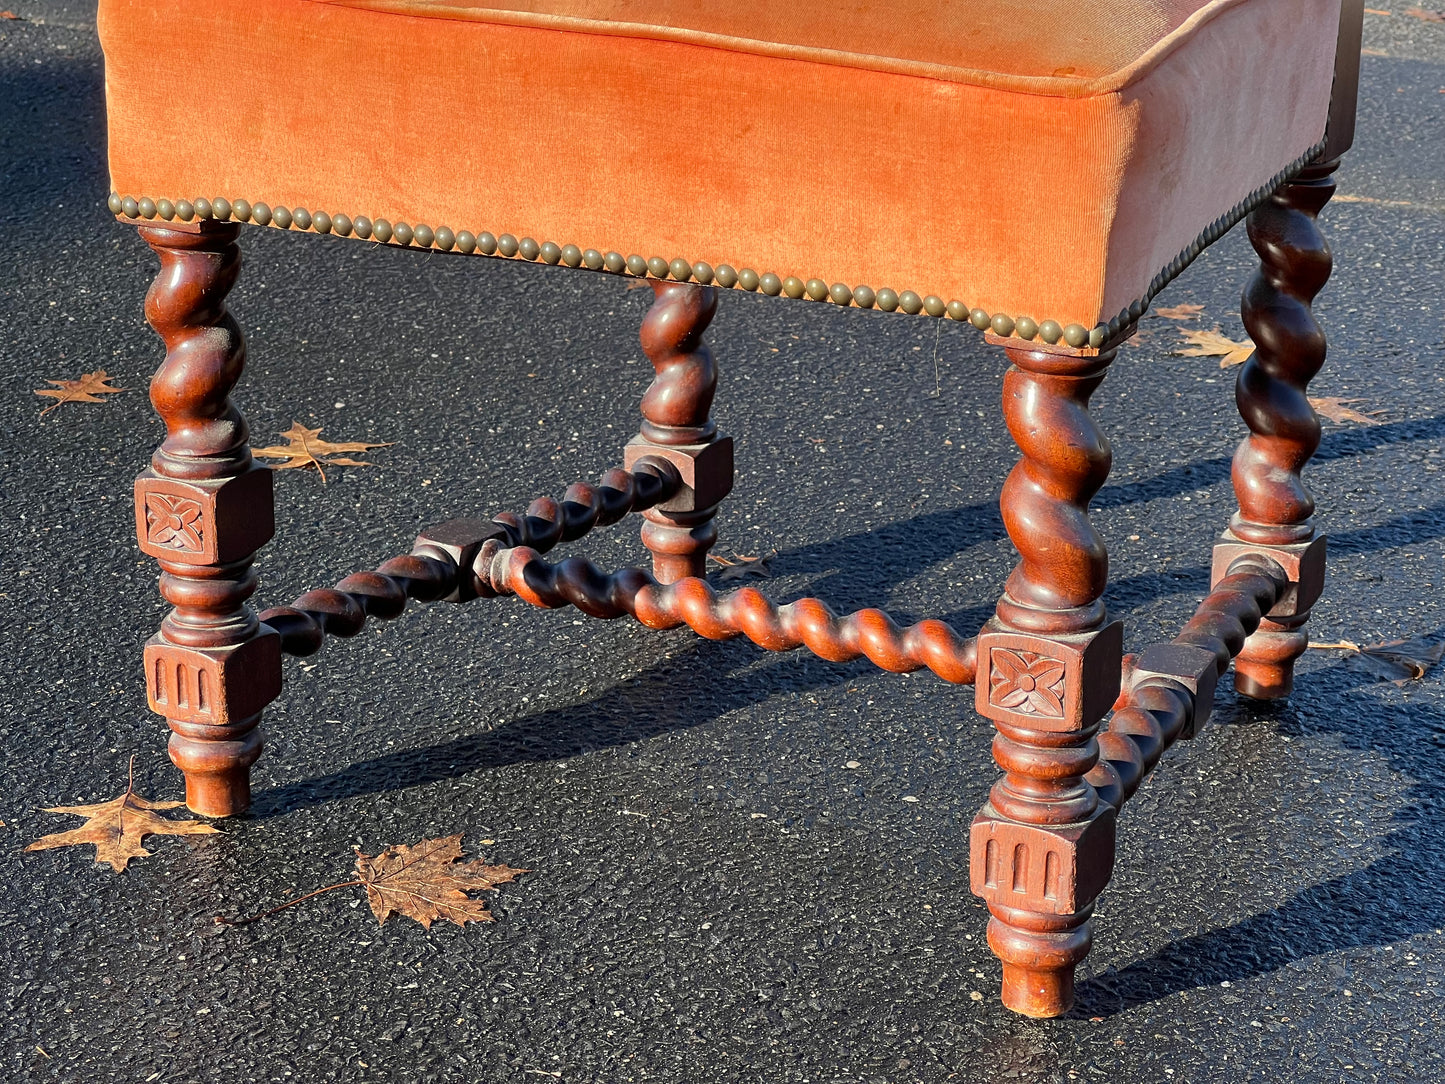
[
  {"xmin": 456, "ymin": 230, "xmax": 477, "ymax": 254},
  {"xmin": 232, "ymin": 199, "xmax": 252, "ymax": 222},
  {"xmin": 107, "ymin": 193, "xmax": 123, "ymax": 214},
  {"xmin": 875, "ymin": 288, "xmax": 899, "ymax": 312},
  {"xmin": 539, "ymin": 240, "xmax": 562, "ymax": 264},
  {"xmin": 1039, "ymin": 320, "xmax": 1063, "ymax": 345},
  {"xmin": 715, "ymin": 264, "xmax": 738, "ymax": 288},
  {"xmin": 990, "ymin": 313, "xmax": 1015, "ymax": 336},
  {"xmin": 1089, "ymin": 325, "xmax": 1108, "ymax": 349},
  {"xmin": 291, "ymin": 207, "xmax": 311, "ymax": 230},
  {"xmin": 670, "ymin": 257, "xmax": 691, "ymax": 281},
  {"xmin": 176, "ymin": 200, "xmax": 196, "ymax": 222},
  {"xmin": 519, "ymin": 237, "xmax": 540, "ymax": 260},
  {"xmin": 120, "ymin": 196, "xmax": 139, "ymax": 218},
  {"xmin": 156, "ymin": 199, "xmax": 175, "ymax": 220},
  {"xmin": 251, "ymin": 202, "xmax": 272, "ymax": 227},
  {"xmin": 393, "ymin": 222, "xmax": 415, "ymax": 246},
  {"xmin": 923, "ymin": 296, "xmax": 945, "ymax": 318},
  {"xmin": 805, "ymin": 279, "xmax": 829, "ymax": 301},
  {"xmin": 853, "ymin": 285, "xmax": 876, "ymax": 309},
  {"xmin": 583, "ymin": 249, "xmax": 604, "ymax": 270},
  {"xmin": 782, "ymin": 276, "xmax": 805, "ymax": 299},
  {"xmin": 372, "ymin": 219, "xmax": 393, "ymax": 243},
  {"xmin": 1128, "ymin": 298, "xmax": 1145, "ymax": 320},
  {"xmin": 332, "ymin": 213, "xmax": 353, "ymax": 237},
  {"xmin": 760, "ymin": 272, "xmax": 783, "ymax": 296},
  {"xmin": 626, "ymin": 254, "xmax": 647, "ymax": 276},
  {"xmin": 1015, "ymin": 316, "xmax": 1039, "ymax": 341},
  {"xmin": 272, "ymin": 206, "xmax": 291, "ymax": 229},
  {"xmin": 899, "ymin": 291, "xmax": 923, "ymax": 315},
  {"xmin": 1062, "ymin": 323, "xmax": 1088, "ymax": 348},
  {"xmin": 945, "ymin": 300, "xmax": 967, "ymax": 321},
  {"xmin": 498, "ymin": 234, "xmax": 519, "ymax": 257},
  {"xmin": 738, "ymin": 268, "xmax": 760, "ymax": 291},
  {"xmin": 604, "ymin": 252, "xmax": 625, "ymax": 273},
  {"xmin": 435, "ymin": 227, "xmax": 456, "ymax": 251},
  {"xmin": 480, "ymin": 232, "xmax": 499, "ymax": 255},
  {"xmin": 138, "ymin": 197, "xmax": 157, "ymax": 219},
  {"xmin": 647, "ymin": 256, "xmax": 669, "ymax": 278},
  {"xmin": 414, "ymin": 224, "xmax": 436, "ymax": 248},
  {"xmin": 212, "ymin": 198, "xmax": 232, "ymax": 221},
  {"xmin": 692, "ymin": 261, "xmax": 714, "ymax": 284},
  {"xmin": 352, "ymin": 216, "xmax": 373, "ymax": 239},
  {"xmin": 829, "ymin": 282, "xmax": 852, "ymax": 307},
  {"xmin": 562, "ymin": 244, "xmax": 583, "ymax": 267},
  {"xmin": 970, "ymin": 308, "xmax": 991, "ymax": 329}
]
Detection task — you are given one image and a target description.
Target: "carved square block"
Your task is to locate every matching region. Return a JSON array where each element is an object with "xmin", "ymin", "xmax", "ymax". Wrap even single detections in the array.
[
  {"xmin": 975, "ymin": 620, "xmax": 1123, "ymax": 732},
  {"xmin": 624, "ymin": 435, "xmax": 734, "ymax": 513},
  {"xmin": 969, "ymin": 804, "xmax": 1117, "ymax": 914},
  {"xmin": 144, "ymin": 629, "xmax": 282, "ymax": 726},
  {"xmin": 414, "ymin": 518, "xmax": 510, "ymax": 602},
  {"xmin": 1211, "ymin": 532, "xmax": 1326, "ymax": 618},
  {"xmin": 134, "ymin": 466, "xmax": 274, "ymax": 565},
  {"xmin": 1132, "ymin": 643, "xmax": 1219, "ymax": 739}
]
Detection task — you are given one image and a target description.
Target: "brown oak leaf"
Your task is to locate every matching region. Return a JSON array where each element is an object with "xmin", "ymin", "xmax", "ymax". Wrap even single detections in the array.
[
  {"xmin": 1310, "ymin": 639, "xmax": 1445, "ymax": 685},
  {"xmin": 710, "ymin": 550, "xmax": 778, "ymax": 582},
  {"xmin": 251, "ymin": 422, "xmax": 392, "ymax": 482},
  {"xmin": 34, "ymin": 370, "xmax": 126, "ymax": 416},
  {"xmin": 1152, "ymin": 303, "xmax": 1206, "ymax": 321},
  {"xmin": 25, "ymin": 761, "xmax": 217, "ymax": 872},
  {"xmin": 1310, "ymin": 396, "xmax": 1386, "ymax": 425},
  {"xmin": 1174, "ymin": 327, "xmax": 1256, "ymax": 368},
  {"xmin": 355, "ymin": 835, "xmax": 528, "ymax": 928}
]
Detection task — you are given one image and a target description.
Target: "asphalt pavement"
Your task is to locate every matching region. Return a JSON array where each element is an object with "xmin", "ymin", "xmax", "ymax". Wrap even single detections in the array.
[{"xmin": 2, "ymin": 5, "xmax": 1444, "ymax": 1082}]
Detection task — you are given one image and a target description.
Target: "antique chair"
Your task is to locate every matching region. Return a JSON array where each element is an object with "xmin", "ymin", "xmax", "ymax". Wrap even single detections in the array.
[{"xmin": 98, "ymin": 0, "xmax": 1364, "ymax": 1016}]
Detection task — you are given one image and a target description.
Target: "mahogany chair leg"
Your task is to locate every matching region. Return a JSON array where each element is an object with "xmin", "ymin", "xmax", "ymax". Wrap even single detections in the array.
[
  {"xmin": 1212, "ymin": 158, "xmax": 1338, "ymax": 699},
  {"xmin": 970, "ymin": 342, "xmax": 1123, "ymax": 1018},
  {"xmin": 623, "ymin": 281, "xmax": 733, "ymax": 583},
  {"xmin": 133, "ymin": 221, "xmax": 280, "ymax": 817}
]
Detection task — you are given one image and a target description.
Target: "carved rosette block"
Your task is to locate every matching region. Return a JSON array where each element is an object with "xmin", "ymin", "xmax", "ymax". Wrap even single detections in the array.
[
  {"xmin": 976, "ymin": 621, "xmax": 1123, "ymax": 734},
  {"xmin": 629, "ymin": 280, "xmax": 732, "ymax": 583},
  {"xmin": 133, "ymin": 220, "xmax": 279, "ymax": 817}
]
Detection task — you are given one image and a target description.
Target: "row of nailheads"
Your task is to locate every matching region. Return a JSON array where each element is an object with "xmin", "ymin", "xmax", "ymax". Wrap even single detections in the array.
[{"xmin": 109, "ymin": 141, "xmax": 1322, "ymax": 354}]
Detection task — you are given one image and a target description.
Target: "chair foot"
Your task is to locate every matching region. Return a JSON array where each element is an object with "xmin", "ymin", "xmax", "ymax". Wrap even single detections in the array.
[{"xmin": 990, "ymin": 905, "xmax": 1094, "ymax": 1018}]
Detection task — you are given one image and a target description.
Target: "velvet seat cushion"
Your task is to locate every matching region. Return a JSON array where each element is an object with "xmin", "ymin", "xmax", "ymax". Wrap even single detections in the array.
[{"xmin": 99, "ymin": 0, "xmax": 1342, "ymax": 343}]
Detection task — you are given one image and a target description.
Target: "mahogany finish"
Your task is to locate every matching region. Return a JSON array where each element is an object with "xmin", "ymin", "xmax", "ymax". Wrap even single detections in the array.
[
  {"xmin": 1220, "ymin": 158, "xmax": 1339, "ymax": 698},
  {"xmin": 970, "ymin": 342, "xmax": 1123, "ymax": 1018},
  {"xmin": 133, "ymin": 222, "xmax": 279, "ymax": 818},
  {"xmin": 625, "ymin": 281, "xmax": 734, "ymax": 583}
]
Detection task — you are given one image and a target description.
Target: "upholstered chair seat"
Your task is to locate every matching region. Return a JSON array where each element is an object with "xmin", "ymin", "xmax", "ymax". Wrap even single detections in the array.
[{"xmin": 102, "ymin": 0, "xmax": 1338, "ymax": 344}]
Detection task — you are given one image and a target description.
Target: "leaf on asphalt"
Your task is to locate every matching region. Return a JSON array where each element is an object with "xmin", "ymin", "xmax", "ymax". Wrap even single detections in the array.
[
  {"xmin": 1309, "ymin": 638, "xmax": 1445, "ymax": 685},
  {"xmin": 711, "ymin": 550, "xmax": 777, "ymax": 582},
  {"xmin": 1310, "ymin": 396, "xmax": 1387, "ymax": 425},
  {"xmin": 1152, "ymin": 303, "xmax": 1205, "ymax": 321},
  {"xmin": 356, "ymin": 835, "xmax": 528, "ymax": 928},
  {"xmin": 1174, "ymin": 328, "xmax": 1256, "ymax": 368},
  {"xmin": 1405, "ymin": 7, "xmax": 1445, "ymax": 20},
  {"xmin": 252, "ymin": 422, "xmax": 392, "ymax": 482},
  {"xmin": 25, "ymin": 759, "xmax": 217, "ymax": 872},
  {"xmin": 34, "ymin": 370, "xmax": 126, "ymax": 416}
]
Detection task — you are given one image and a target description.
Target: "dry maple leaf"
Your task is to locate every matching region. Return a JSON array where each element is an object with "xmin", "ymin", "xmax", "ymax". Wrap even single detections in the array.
[
  {"xmin": 251, "ymin": 422, "xmax": 392, "ymax": 482},
  {"xmin": 1173, "ymin": 327, "xmax": 1256, "ymax": 368},
  {"xmin": 1310, "ymin": 396, "xmax": 1386, "ymax": 425},
  {"xmin": 1310, "ymin": 638, "xmax": 1445, "ymax": 685},
  {"xmin": 34, "ymin": 370, "xmax": 126, "ymax": 416},
  {"xmin": 1152, "ymin": 303, "xmax": 1206, "ymax": 321},
  {"xmin": 25, "ymin": 758, "xmax": 217, "ymax": 872}
]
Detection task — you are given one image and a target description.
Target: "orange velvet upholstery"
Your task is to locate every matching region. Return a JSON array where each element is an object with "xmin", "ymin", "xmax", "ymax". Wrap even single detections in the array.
[{"xmin": 99, "ymin": 0, "xmax": 1342, "ymax": 338}]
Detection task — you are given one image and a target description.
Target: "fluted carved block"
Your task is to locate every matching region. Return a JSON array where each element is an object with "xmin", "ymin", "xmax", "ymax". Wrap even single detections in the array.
[
  {"xmin": 144, "ymin": 629, "xmax": 281, "ymax": 726},
  {"xmin": 971, "ymin": 804, "xmax": 1116, "ymax": 915},
  {"xmin": 976, "ymin": 620, "xmax": 1123, "ymax": 733},
  {"xmin": 134, "ymin": 465, "xmax": 274, "ymax": 565}
]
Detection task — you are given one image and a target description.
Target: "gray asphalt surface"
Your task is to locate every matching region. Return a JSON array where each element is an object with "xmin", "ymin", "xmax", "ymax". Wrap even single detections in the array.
[{"xmin": 2, "ymin": 6, "xmax": 1444, "ymax": 1082}]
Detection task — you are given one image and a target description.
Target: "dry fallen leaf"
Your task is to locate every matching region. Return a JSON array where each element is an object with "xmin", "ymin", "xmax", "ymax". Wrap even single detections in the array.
[
  {"xmin": 1152, "ymin": 303, "xmax": 1206, "ymax": 321},
  {"xmin": 34, "ymin": 370, "xmax": 126, "ymax": 416},
  {"xmin": 710, "ymin": 550, "xmax": 778, "ymax": 582},
  {"xmin": 1309, "ymin": 396, "xmax": 1387, "ymax": 425},
  {"xmin": 1174, "ymin": 327, "xmax": 1256, "ymax": 368},
  {"xmin": 25, "ymin": 758, "xmax": 217, "ymax": 872},
  {"xmin": 1405, "ymin": 7, "xmax": 1445, "ymax": 20},
  {"xmin": 1310, "ymin": 638, "xmax": 1445, "ymax": 685},
  {"xmin": 217, "ymin": 834, "xmax": 527, "ymax": 928},
  {"xmin": 252, "ymin": 422, "xmax": 392, "ymax": 482}
]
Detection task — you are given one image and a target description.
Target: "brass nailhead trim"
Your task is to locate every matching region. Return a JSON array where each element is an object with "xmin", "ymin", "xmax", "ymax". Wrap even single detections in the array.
[{"xmin": 108, "ymin": 139, "xmax": 1323, "ymax": 351}]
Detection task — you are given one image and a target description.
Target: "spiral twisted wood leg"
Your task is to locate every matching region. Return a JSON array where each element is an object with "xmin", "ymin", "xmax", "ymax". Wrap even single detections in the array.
[
  {"xmin": 1214, "ymin": 159, "xmax": 1337, "ymax": 699},
  {"xmin": 133, "ymin": 221, "xmax": 279, "ymax": 817},
  {"xmin": 970, "ymin": 342, "xmax": 1123, "ymax": 1018},
  {"xmin": 623, "ymin": 281, "xmax": 733, "ymax": 583}
]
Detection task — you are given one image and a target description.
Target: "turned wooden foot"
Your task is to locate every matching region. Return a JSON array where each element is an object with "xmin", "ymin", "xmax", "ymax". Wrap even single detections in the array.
[
  {"xmin": 1215, "ymin": 158, "xmax": 1338, "ymax": 699},
  {"xmin": 969, "ymin": 341, "xmax": 1122, "ymax": 1017},
  {"xmin": 623, "ymin": 280, "xmax": 732, "ymax": 583},
  {"xmin": 134, "ymin": 220, "xmax": 279, "ymax": 817}
]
